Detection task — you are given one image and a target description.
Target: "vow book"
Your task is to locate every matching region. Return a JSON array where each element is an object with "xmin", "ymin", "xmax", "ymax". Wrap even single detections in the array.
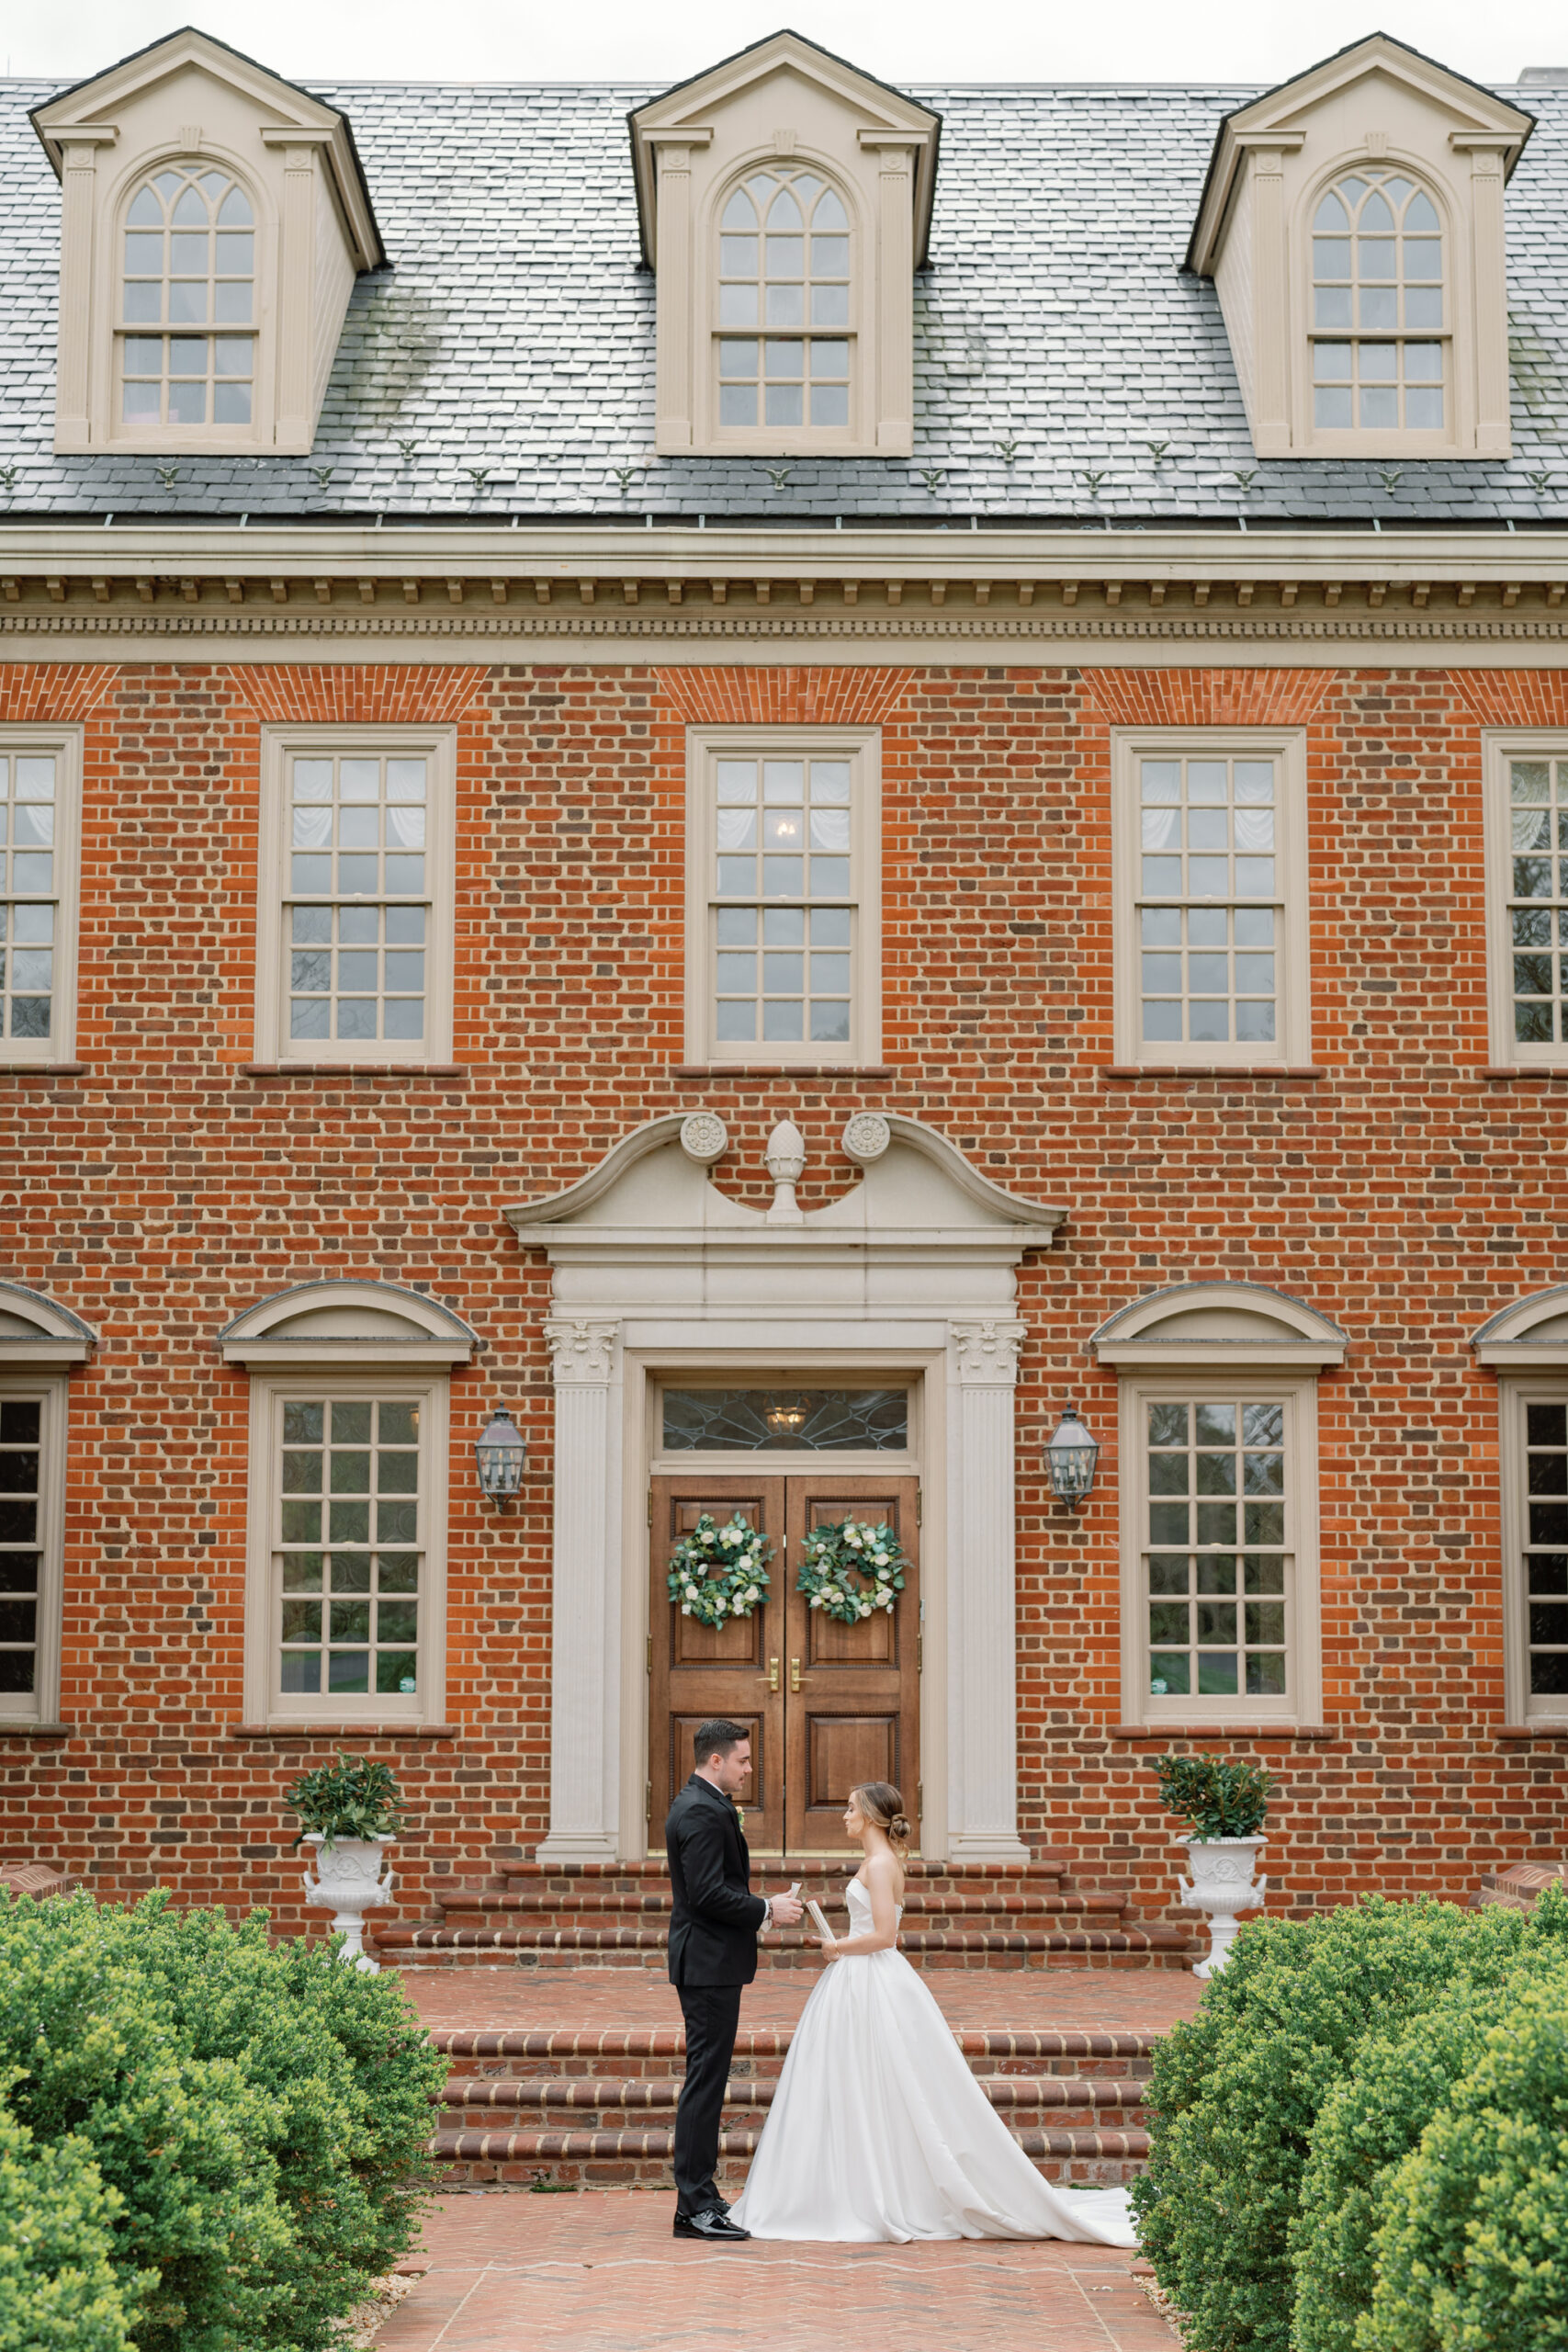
[{"xmin": 807, "ymin": 1897, "xmax": 835, "ymax": 1942}]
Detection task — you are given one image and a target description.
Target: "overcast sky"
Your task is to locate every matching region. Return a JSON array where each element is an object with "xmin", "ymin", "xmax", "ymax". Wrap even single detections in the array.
[{"xmin": 11, "ymin": 1, "xmax": 1568, "ymax": 88}]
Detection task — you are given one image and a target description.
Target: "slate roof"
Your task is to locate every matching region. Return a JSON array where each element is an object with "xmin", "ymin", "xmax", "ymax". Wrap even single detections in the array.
[{"xmin": 2, "ymin": 71, "xmax": 1567, "ymax": 526}]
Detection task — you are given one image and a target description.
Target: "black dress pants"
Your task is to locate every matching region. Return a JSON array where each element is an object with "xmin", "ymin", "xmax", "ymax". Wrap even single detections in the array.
[{"xmin": 672, "ymin": 1979, "xmax": 744, "ymax": 2215}]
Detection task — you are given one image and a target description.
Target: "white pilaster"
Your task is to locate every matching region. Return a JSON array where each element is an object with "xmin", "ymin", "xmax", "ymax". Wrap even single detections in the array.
[
  {"xmin": 537, "ymin": 1317, "xmax": 624, "ymax": 1862},
  {"xmin": 945, "ymin": 1319, "xmax": 1031, "ymax": 1861}
]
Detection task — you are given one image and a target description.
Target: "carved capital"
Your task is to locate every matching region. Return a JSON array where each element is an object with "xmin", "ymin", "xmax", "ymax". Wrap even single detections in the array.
[
  {"xmin": 544, "ymin": 1317, "xmax": 619, "ymax": 1384},
  {"xmin": 950, "ymin": 1319, "xmax": 1029, "ymax": 1384}
]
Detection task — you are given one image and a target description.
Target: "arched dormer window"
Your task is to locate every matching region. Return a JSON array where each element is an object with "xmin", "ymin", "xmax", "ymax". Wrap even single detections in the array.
[
  {"xmin": 716, "ymin": 168, "xmax": 852, "ymax": 435},
  {"xmin": 1310, "ymin": 170, "xmax": 1445, "ymax": 435},
  {"xmin": 119, "ymin": 163, "xmax": 256, "ymax": 430}
]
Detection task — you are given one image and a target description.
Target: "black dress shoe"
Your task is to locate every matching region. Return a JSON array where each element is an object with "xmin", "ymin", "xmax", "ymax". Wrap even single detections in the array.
[{"xmin": 672, "ymin": 2207, "xmax": 751, "ymax": 2241}]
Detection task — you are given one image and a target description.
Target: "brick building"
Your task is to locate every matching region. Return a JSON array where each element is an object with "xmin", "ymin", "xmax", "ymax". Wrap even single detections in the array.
[{"xmin": 4, "ymin": 26, "xmax": 1568, "ymax": 1942}]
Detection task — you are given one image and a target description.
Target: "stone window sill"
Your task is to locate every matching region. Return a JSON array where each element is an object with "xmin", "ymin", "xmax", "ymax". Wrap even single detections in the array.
[
  {"xmin": 1109, "ymin": 1721, "xmax": 1334, "ymax": 1741},
  {"xmin": 0, "ymin": 1721, "xmax": 73, "ymax": 1737},
  {"xmin": 0, "ymin": 1063, "xmax": 86, "ymax": 1076},
  {"xmin": 1101, "ymin": 1065, "xmax": 1325, "ymax": 1082},
  {"xmin": 239, "ymin": 1064, "xmax": 468, "ymax": 1080},
  {"xmin": 1481, "ymin": 1067, "xmax": 1568, "ymax": 1082},
  {"xmin": 1498, "ymin": 1722, "xmax": 1568, "ymax": 1739},
  {"xmin": 671, "ymin": 1064, "xmax": 894, "ymax": 1080},
  {"xmin": 229, "ymin": 1721, "xmax": 457, "ymax": 1739}
]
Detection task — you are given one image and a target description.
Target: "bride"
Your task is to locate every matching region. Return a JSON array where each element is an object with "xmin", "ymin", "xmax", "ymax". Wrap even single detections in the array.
[{"xmin": 729, "ymin": 1782, "xmax": 1139, "ymax": 2245}]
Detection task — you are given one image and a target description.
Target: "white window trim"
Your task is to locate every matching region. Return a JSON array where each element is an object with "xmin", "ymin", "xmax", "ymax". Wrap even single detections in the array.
[
  {"xmin": 0, "ymin": 1373, "xmax": 67, "ymax": 1726},
  {"xmin": 682, "ymin": 724, "xmax": 881, "ymax": 1068},
  {"xmin": 1111, "ymin": 726, "xmax": 1311, "ymax": 1069},
  {"xmin": 1495, "ymin": 1373, "xmax": 1568, "ymax": 1726},
  {"xmin": 1483, "ymin": 729, "xmax": 1568, "ymax": 1069},
  {"xmin": 254, "ymin": 725, "xmax": 457, "ymax": 1066},
  {"xmin": 1117, "ymin": 1369, "xmax": 1324, "ymax": 1729},
  {"xmin": 703, "ymin": 156, "xmax": 864, "ymax": 457},
  {"xmin": 243, "ymin": 1368, "xmax": 449, "ymax": 1728},
  {"xmin": 1, "ymin": 728, "xmax": 82, "ymax": 1068}
]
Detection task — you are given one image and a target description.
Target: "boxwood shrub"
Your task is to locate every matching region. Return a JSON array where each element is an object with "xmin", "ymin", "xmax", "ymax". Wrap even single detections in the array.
[
  {"xmin": 1128, "ymin": 1890, "xmax": 1568, "ymax": 2352},
  {"xmin": 0, "ymin": 1887, "xmax": 448, "ymax": 2352},
  {"xmin": 0, "ymin": 2080, "xmax": 141, "ymax": 2352},
  {"xmin": 1365, "ymin": 1981, "xmax": 1568, "ymax": 2352}
]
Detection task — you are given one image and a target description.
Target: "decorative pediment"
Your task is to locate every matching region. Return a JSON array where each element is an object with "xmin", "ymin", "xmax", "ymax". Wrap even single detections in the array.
[
  {"xmin": 1090, "ymin": 1282, "xmax": 1347, "ymax": 1369},
  {"xmin": 628, "ymin": 29, "xmax": 940, "ymax": 268},
  {"xmin": 1473, "ymin": 1288, "xmax": 1568, "ymax": 1364},
  {"xmin": 218, "ymin": 1281, "xmax": 479, "ymax": 1366},
  {"xmin": 1188, "ymin": 33, "xmax": 1532, "ymax": 275},
  {"xmin": 0, "ymin": 1283, "xmax": 96, "ymax": 1365}
]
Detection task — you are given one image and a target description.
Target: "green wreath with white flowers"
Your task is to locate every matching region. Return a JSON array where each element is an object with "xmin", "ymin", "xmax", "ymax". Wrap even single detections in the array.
[
  {"xmin": 667, "ymin": 1512, "xmax": 773, "ymax": 1628},
  {"xmin": 795, "ymin": 1517, "xmax": 908, "ymax": 1624}
]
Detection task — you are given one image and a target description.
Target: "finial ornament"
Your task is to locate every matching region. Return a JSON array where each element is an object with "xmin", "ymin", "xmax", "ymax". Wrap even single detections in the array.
[{"xmin": 764, "ymin": 1118, "xmax": 807, "ymax": 1224}]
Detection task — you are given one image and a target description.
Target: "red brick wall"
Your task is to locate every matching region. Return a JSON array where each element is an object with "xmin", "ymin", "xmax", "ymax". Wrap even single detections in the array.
[{"xmin": 4, "ymin": 656, "xmax": 1566, "ymax": 1938}]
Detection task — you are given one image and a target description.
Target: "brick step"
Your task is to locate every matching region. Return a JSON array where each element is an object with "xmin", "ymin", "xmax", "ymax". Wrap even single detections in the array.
[
  {"xmin": 436, "ymin": 2026, "xmax": 1159, "ymax": 2085},
  {"xmin": 429, "ymin": 2121, "xmax": 1151, "ymax": 2188},
  {"xmin": 436, "ymin": 2074, "xmax": 1151, "ymax": 2131},
  {"xmin": 496, "ymin": 1856, "xmax": 1074, "ymax": 1896},
  {"xmin": 378, "ymin": 1924, "xmax": 1194, "ymax": 1971},
  {"xmin": 434, "ymin": 1888, "xmax": 1128, "ymax": 1922}
]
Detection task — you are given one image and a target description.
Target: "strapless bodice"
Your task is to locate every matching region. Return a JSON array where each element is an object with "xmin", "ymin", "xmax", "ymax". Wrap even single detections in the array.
[{"xmin": 845, "ymin": 1879, "xmax": 903, "ymax": 1922}]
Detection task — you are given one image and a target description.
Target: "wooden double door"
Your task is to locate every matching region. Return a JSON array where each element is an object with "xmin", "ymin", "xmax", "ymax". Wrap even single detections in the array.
[{"xmin": 650, "ymin": 1472, "xmax": 919, "ymax": 1855}]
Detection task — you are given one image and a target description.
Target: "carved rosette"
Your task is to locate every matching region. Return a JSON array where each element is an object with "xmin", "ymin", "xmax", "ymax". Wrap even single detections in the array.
[
  {"xmin": 679, "ymin": 1111, "xmax": 728, "ymax": 1165},
  {"xmin": 841, "ymin": 1112, "xmax": 891, "ymax": 1165},
  {"xmin": 950, "ymin": 1319, "xmax": 1029, "ymax": 1385},
  {"xmin": 544, "ymin": 1317, "xmax": 620, "ymax": 1384}
]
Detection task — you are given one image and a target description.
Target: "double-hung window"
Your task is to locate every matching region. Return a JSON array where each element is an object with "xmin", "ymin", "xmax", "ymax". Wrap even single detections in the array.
[
  {"xmin": 1114, "ymin": 730, "xmax": 1309, "ymax": 1067},
  {"xmin": 0, "ymin": 1380, "xmax": 66, "ymax": 1724},
  {"xmin": 256, "ymin": 729, "xmax": 456, "ymax": 1064},
  {"xmin": 0, "ymin": 732, "xmax": 80, "ymax": 1065},
  {"xmin": 685, "ymin": 729, "xmax": 879, "ymax": 1066},
  {"xmin": 1484, "ymin": 736, "xmax": 1568, "ymax": 1067}
]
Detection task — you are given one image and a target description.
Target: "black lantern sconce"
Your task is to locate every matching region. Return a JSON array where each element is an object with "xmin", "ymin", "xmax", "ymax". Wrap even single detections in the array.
[
  {"xmin": 1043, "ymin": 1403, "xmax": 1100, "ymax": 1512},
  {"xmin": 474, "ymin": 1407, "xmax": 527, "ymax": 1509}
]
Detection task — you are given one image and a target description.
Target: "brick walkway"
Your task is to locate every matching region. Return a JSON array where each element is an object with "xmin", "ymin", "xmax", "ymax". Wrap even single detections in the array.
[
  {"xmin": 401, "ymin": 1966, "xmax": 1202, "ymax": 2038},
  {"xmin": 375, "ymin": 2193, "xmax": 1177, "ymax": 2352}
]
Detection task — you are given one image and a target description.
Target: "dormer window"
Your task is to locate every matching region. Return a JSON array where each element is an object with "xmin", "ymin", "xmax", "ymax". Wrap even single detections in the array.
[
  {"xmin": 630, "ymin": 30, "xmax": 938, "ymax": 459},
  {"xmin": 1310, "ymin": 171, "xmax": 1445, "ymax": 434},
  {"xmin": 717, "ymin": 169, "xmax": 852, "ymax": 435},
  {"xmin": 32, "ymin": 27, "xmax": 381, "ymax": 457},
  {"xmin": 1186, "ymin": 33, "xmax": 1531, "ymax": 460},
  {"xmin": 120, "ymin": 164, "xmax": 256, "ymax": 429}
]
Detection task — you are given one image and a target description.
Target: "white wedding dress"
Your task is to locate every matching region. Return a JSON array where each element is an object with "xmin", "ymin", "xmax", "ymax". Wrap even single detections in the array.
[{"xmin": 729, "ymin": 1881, "xmax": 1139, "ymax": 2245}]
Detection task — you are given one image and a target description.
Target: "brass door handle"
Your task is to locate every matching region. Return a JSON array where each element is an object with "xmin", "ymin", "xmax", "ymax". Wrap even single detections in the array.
[
  {"xmin": 790, "ymin": 1657, "xmax": 803, "ymax": 1692},
  {"xmin": 766, "ymin": 1657, "xmax": 780, "ymax": 1692}
]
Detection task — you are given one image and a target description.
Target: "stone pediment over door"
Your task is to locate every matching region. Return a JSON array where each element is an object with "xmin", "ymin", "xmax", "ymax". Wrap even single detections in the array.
[{"xmin": 503, "ymin": 1113, "xmax": 1067, "ymax": 1867}]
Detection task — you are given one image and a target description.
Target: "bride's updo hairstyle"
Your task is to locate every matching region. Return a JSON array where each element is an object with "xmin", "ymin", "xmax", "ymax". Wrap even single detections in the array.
[{"xmin": 852, "ymin": 1781, "xmax": 911, "ymax": 1855}]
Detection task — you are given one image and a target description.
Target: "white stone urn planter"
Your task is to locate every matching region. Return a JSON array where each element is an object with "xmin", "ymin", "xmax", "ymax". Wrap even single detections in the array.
[
  {"xmin": 301, "ymin": 1833, "xmax": 395, "ymax": 1972},
  {"xmin": 1178, "ymin": 1835, "xmax": 1267, "ymax": 1978}
]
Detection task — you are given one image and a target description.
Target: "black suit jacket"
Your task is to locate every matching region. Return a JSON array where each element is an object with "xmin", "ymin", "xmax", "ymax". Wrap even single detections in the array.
[{"xmin": 664, "ymin": 1774, "xmax": 767, "ymax": 1987}]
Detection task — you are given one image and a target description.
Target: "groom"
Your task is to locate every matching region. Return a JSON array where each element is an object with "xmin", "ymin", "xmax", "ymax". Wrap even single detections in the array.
[{"xmin": 665, "ymin": 1718, "xmax": 802, "ymax": 2241}]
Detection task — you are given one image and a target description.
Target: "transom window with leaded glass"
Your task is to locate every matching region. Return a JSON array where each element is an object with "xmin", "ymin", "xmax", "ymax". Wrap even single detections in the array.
[
  {"xmin": 709, "ymin": 752, "xmax": 856, "ymax": 1053},
  {"xmin": 287, "ymin": 750, "xmax": 430, "ymax": 1047},
  {"xmin": 276, "ymin": 1396, "xmax": 423, "ymax": 1705},
  {"xmin": 120, "ymin": 164, "xmax": 254, "ymax": 429},
  {"xmin": 1137, "ymin": 753, "xmax": 1282, "ymax": 1049},
  {"xmin": 1504, "ymin": 757, "xmax": 1568, "ymax": 1051},
  {"xmin": 716, "ymin": 168, "xmax": 852, "ymax": 435},
  {"xmin": 1311, "ymin": 169, "xmax": 1445, "ymax": 434},
  {"xmin": 0, "ymin": 750, "xmax": 61, "ymax": 1047},
  {"xmin": 1143, "ymin": 1398, "xmax": 1291, "ymax": 1705}
]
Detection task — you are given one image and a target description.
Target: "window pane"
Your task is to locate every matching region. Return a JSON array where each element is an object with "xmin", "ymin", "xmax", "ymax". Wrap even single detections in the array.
[
  {"xmin": 276, "ymin": 1397, "xmax": 423, "ymax": 1704},
  {"xmin": 1135, "ymin": 754, "xmax": 1284, "ymax": 1050},
  {"xmin": 0, "ymin": 752, "xmax": 62, "ymax": 1046},
  {"xmin": 119, "ymin": 165, "xmax": 254, "ymax": 428},
  {"xmin": 284, "ymin": 752, "xmax": 433, "ymax": 1050},
  {"xmin": 1143, "ymin": 1396, "xmax": 1291, "ymax": 1705},
  {"xmin": 715, "ymin": 166, "xmax": 853, "ymax": 431},
  {"xmin": 710, "ymin": 749, "xmax": 856, "ymax": 1053}
]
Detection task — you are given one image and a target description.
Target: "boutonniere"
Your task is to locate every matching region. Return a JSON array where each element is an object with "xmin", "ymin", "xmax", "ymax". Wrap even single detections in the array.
[{"xmin": 734, "ymin": 1806, "xmax": 745, "ymax": 1832}]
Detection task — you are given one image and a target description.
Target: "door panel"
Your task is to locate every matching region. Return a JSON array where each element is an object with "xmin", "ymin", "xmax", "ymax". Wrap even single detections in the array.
[
  {"xmin": 784, "ymin": 1477, "xmax": 919, "ymax": 1854},
  {"xmin": 649, "ymin": 1479, "xmax": 785, "ymax": 1849},
  {"xmin": 649, "ymin": 1470, "xmax": 919, "ymax": 1856}
]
